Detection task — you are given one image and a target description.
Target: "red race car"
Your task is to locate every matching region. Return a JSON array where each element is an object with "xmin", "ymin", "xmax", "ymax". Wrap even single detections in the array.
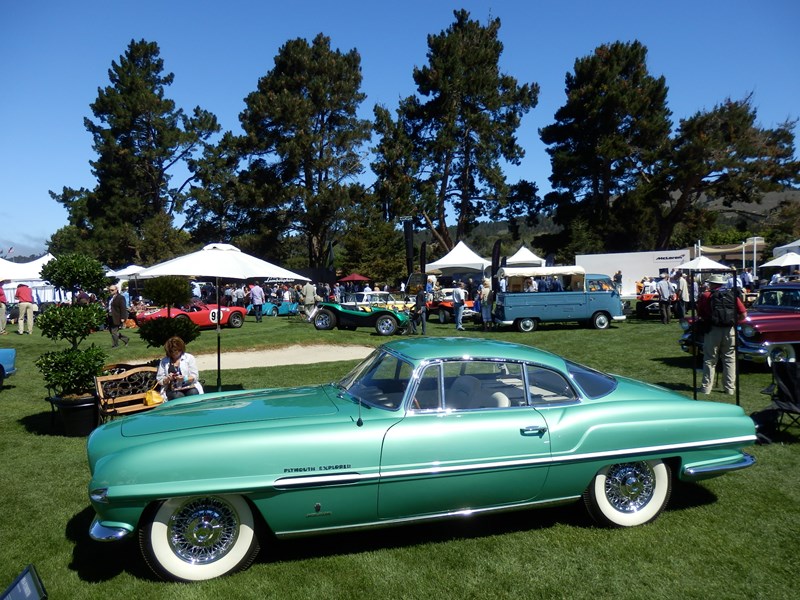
[{"xmin": 136, "ymin": 302, "xmax": 245, "ymax": 329}]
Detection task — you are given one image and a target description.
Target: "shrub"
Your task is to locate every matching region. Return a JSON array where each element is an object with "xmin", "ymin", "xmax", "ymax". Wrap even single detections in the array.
[
  {"xmin": 35, "ymin": 346, "xmax": 107, "ymax": 398},
  {"xmin": 137, "ymin": 316, "xmax": 200, "ymax": 349}
]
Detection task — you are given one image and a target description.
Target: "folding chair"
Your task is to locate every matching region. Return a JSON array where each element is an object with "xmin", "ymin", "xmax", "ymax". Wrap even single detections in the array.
[{"xmin": 765, "ymin": 361, "xmax": 800, "ymax": 433}]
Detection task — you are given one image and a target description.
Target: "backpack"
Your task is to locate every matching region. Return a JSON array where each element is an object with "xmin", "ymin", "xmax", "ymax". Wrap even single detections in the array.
[{"xmin": 710, "ymin": 288, "xmax": 737, "ymax": 327}]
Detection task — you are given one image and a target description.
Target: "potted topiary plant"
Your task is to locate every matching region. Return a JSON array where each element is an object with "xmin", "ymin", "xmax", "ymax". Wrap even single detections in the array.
[{"xmin": 35, "ymin": 254, "xmax": 110, "ymax": 436}]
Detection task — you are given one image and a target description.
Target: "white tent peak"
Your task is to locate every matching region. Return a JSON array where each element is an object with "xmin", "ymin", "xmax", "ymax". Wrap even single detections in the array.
[
  {"xmin": 425, "ymin": 241, "xmax": 490, "ymax": 274},
  {"xmin": 506, "ymin": 246, "xmax": 544, "ymax": 267},
  {"xmin": 203, "ymin": 243, "xmax": 241, "ymax": 252}
]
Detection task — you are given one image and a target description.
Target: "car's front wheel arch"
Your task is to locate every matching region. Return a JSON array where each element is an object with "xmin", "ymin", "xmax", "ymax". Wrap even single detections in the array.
[
  {"xmin": 583, "ymin": 459, "xmax": 672, "ymax": 527},
  {"xmin": 139, "ymin": 494, "xmax": 261, "ymax": 582}
]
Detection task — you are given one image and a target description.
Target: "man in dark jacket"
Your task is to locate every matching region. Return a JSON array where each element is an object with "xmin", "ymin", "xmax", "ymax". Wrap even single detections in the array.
[
  {"xmin": 107, "ymin": 284, "xmax": 130, "ymax": 349},
  {"xmin": 696, "ymin": 273, "xmax": 747, "ymax": 395}
]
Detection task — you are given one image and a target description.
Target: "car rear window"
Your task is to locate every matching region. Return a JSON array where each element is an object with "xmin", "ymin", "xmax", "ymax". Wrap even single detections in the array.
[{"xmin": 565, "ymin": 360, "xmax": 617, "ymax": 399}]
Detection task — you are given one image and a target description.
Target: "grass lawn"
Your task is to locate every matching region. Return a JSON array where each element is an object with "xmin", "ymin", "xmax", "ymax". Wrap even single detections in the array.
[{"xmin": 0, "ymin": 313, "xmax": 797, "ymax": 599}]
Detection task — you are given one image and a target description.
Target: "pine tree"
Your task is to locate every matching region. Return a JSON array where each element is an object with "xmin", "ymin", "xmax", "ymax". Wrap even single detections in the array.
[{"xmin": 50, "ymin": 39, "xmax": 219, "ymax": 267}]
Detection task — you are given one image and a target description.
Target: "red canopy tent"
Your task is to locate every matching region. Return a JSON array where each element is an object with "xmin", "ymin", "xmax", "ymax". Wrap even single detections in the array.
[{"xmin": 338, "ymin": 273, "xmax": 370, "ymax": 282}]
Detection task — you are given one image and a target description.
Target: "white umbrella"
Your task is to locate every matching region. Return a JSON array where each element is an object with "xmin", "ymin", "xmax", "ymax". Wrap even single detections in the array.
[
  {"xmin": 137, "ymin": 243, "xmax": 309, "ymax": 281},
  {"xmin": 107, "ymin": 264, "xmax": 145, "ymax": 278},
  {"xmin": 138, "ymin": 243, "xmax": 310, "ymax": 391},
  {"xmin": 677, "ymin": 256, "xmax": 731, "ymax": 271},
  {"xmin": 760, "ymin": 252, "xmax": 800, "ymax": 269}
]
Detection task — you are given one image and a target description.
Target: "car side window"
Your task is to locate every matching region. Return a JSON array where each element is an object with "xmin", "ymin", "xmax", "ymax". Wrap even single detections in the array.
[
  {"xmin": 526, "ymin": 365, "xmax": 577, "ymax": 404},
  {"xmin": 441, "ymin": 360, "xmax": 525, "ymax": 410},
  {"xmin": 412, "ymin": 364, "xmax": 442, "ymax": 411}
]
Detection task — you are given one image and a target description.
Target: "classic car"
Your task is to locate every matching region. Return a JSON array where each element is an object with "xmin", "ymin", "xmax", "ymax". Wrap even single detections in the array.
[
  {"xmin": 137, "ymin": 302, "xmax": 245, "ymax": 329},
  {"xmin": 0, "ymin": 347, "xmax": 16, "ymax": 384},
  {"xmin": 247, "ymin": 300, "xmax": 299, "ymax": 317},
  {"xmin": 428, "ymin": 287, "xmax": 477, "ymax": 324},
  {"xmin": 87, "ymin": 338, "xmax": 755, "ymax": 582},
  {"xmin": 310, "ymin": 298, "xmax": 411, "ymax": 336},
  {"xmin": 680, "ymin": 282, "xmax": 800, "ymax": 365},
  {"xmin": 343, "ymin": 291, "xmax": 415, "ymax": 312}
]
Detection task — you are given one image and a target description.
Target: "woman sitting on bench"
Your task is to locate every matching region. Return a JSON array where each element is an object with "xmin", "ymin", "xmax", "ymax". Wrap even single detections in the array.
[{"xmin": 156, "ymin": 336, "xmax": 204, "ymax": 400}]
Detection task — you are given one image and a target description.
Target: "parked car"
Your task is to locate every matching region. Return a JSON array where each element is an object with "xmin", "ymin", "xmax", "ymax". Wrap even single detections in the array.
[
  {"xmin": 87, "ymin": 337, "xmax": 755, "ymax": 582},
  {"xmin": 343, "ymin": 291, "xmax": 414, "ymax": 312},
  {"xmin": 309, "ymin": 298, "xmax": 410, "ymax": 336},
  {"xmin": 493, "ymin": 267, "xmax": 626, "ymax": 332},
  {"xmin": 428, "ymin": 287, "xmax": 477, "ymax": 324},
  {"xmin": 136, "ymin": 302, "xmax": 245, "ymax": 329},
  {"xmin": 680, "ymin": 282, "xmax": 800, "ymax": 365},
  {"xmin": 249, "ymin": 299, "xmax": 299, "ymax": 317},
  {"xmin": 0, "ymin": 347, "xmax": 16, "ymax": 385}
]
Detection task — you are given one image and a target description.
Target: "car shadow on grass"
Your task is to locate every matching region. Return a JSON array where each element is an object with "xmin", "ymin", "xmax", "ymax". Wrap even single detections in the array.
[{"xmin": 66, "ymin": 506, "xmax": 154, "ymax": 583}]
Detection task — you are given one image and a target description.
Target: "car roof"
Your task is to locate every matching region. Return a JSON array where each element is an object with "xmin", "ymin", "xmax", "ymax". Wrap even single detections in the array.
[{"xmin": 381, "ymin": 337, "xmax": 568, "ymax": 370}]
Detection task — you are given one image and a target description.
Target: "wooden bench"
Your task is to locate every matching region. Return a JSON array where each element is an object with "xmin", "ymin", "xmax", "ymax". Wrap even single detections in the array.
[{"xmin": 94, "ymin": 366, "xmax": 159, "ymax": 422}]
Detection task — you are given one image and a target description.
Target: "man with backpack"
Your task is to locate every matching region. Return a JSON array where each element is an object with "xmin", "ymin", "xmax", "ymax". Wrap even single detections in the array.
[{"xmin": 696, "ymin": 273, "xmax": 747, "ymax": 395}]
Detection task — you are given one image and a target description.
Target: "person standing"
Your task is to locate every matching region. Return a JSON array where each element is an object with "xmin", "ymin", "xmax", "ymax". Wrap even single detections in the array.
[
  {"xmin": 613, "ymin": 270, "xmax": 623, "ymax": 294},
  {"xmin": 301, "ymin": 280, "xmax": 317, "ymax": 317},
  {"xmin": 453, "ymin": 281, "xmax": 466, "ymax": 331},
  {"xmin": 410, "ymin": 286, "xmax": 427, "ymax": 335},
  {"xmin": 655, "ymin": 273, "xmax": 673, "ymax": 325},
  {"xmin": 674, "ymin": 271, "xmax": 689, "ymax": 320},
  {"xmin": 15, "ymin": 283, "xmax": 35, "ymax": 335},
  {"xmin": 0, "ymin": 281, "xmax": 8, "ymax": 335},
  {"xmin": 107, "ymin": 284, "xmax": 130, "ymax": 349},
  {"xmin": 696, "ymin": 274, "xmax": 747, "ymax": 395},
  {"xmin": 250, "ymin": 281, "xmax": 265, "ymax": 322},
  {"xmin": 479, "ymin": 278, "xmax": 493, "ymax": 331}
]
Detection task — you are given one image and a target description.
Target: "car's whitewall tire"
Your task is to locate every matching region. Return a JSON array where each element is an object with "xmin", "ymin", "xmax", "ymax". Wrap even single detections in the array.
[
  {"xmin": 584, "ymin": 460, "xmax": 671, "ymax": 527},
  {"xmin": 140, "ymin": 494, "xmax": 260, "ymax": 582}
]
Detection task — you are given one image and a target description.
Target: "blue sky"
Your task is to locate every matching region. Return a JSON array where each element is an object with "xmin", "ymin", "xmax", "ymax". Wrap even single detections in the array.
[{"xmin": 1, "ymin": 0, "xmax": 797, "ymax": 258}]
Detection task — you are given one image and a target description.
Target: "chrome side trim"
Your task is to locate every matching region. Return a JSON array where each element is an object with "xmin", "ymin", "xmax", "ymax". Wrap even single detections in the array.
[
  {"xmin": 273, "ymin": 435, "xmax": 756, "ymax": 489},
  {"xmin": 683, "ymin": 452, "xmax": 756, "ymax": 479},
  {"xmin": 273, "ymin": 494, "xmax": 582, "ymax": 538}
]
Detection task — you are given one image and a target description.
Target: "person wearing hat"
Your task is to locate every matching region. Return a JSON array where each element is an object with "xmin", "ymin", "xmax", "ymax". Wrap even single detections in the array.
[
  {"xmin": 107, "ymin": 284, "xmax": 130, "ymax": 349},
  {"xmin": 696, "ymin": 273, "xmax": 747, "ymax": 395}
]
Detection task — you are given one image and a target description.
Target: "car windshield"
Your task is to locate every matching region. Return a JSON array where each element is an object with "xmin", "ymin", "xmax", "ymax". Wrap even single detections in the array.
[
  {"xmin": 337, "ymin": 350, "xmax": 413, "ymax": 410},
  {"xmin": 754, "ymin": 288, "xmax": 800, "ymax": 310},
  {"xmin": 565, "ymin": 360, "xmax": 617, "ymax": 399}
]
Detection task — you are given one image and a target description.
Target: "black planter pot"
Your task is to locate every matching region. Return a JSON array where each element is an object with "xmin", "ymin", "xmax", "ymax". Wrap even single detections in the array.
[{"xmin": 52, "ymin": 394, "xmax": 99, "ymax": 437}]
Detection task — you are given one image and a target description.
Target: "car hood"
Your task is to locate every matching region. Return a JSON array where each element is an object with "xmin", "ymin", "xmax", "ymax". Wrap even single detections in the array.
[{"xmin": 120, "ymin": 384, "xmax": 342, "ymax": 437}]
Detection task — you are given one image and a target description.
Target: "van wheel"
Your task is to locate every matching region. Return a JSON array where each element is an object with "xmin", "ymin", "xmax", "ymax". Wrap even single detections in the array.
[
  {"xmin": 591, "ymin": 312, "xmax": 610, "ymax": 329},
  {"xmin": 516, "ymin": 318, "xmax": 537, "ymax": 333}
]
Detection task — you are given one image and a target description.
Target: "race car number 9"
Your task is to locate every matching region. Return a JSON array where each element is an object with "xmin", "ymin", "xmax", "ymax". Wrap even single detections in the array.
[{"xmin": 209, "ymin": 309, "xmax": 219, "ymax": 323}]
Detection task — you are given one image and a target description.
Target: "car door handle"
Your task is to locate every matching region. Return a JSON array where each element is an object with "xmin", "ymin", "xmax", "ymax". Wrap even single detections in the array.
[{"xmin": 520, "ymin": 425, "xmax": 547, "ymax": 436}]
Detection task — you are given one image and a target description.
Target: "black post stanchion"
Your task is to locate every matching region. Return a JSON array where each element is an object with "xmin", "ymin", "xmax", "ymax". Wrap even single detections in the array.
[
  {"xmin": 733, "ymin": 268, "xmax": 740, "ymax": 406},
  {"xmin": 690, "ymin": 269, "xmax": 697, "ymax": 400}
]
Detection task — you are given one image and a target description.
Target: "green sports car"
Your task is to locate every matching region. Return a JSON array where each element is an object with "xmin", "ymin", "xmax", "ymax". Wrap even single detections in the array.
[
  {"xmin": 87, "ymin": 338, "xmax": 755, "ymax": 582},
  {"xmin": 310, "ymin": 299, "xmax": 411, "ymax": 335}
]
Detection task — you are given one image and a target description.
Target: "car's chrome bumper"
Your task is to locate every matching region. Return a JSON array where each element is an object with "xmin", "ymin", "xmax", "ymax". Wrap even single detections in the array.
[
  {"xmin": 89, "ymin": 517, "xmax": 133, "ymax": 542},
  {"xmin": 682, "ymin": 451, "xmax": 756, "ymax": 481}
]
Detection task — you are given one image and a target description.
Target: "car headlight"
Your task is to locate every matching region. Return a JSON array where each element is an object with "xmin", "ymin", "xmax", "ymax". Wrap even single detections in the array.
[{"xmin": 740, "ymin": 325, "xmax": 756, "ymax": 338}]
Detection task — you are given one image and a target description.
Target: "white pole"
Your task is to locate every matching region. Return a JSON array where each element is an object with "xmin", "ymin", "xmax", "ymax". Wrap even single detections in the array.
[{"xmin": 742, "ymin": 241, "xmax": 745, "ymax": 270}]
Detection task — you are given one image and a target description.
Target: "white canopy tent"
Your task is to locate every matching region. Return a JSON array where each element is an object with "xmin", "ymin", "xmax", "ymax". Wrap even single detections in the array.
[
  {"xmin": 506, "ymin": 246, "xmax": 544, "ymax": 267},
  {"xmin": 1, "ymin": 253, "xmax": 64, "ymax": 303},
  {"xmin": 773, "ymin": 239, "xmax": 800, "ymax": 257},
  {"xmin": 425, "ymin": 241, "xmax": 491, "ymax": 275}
]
